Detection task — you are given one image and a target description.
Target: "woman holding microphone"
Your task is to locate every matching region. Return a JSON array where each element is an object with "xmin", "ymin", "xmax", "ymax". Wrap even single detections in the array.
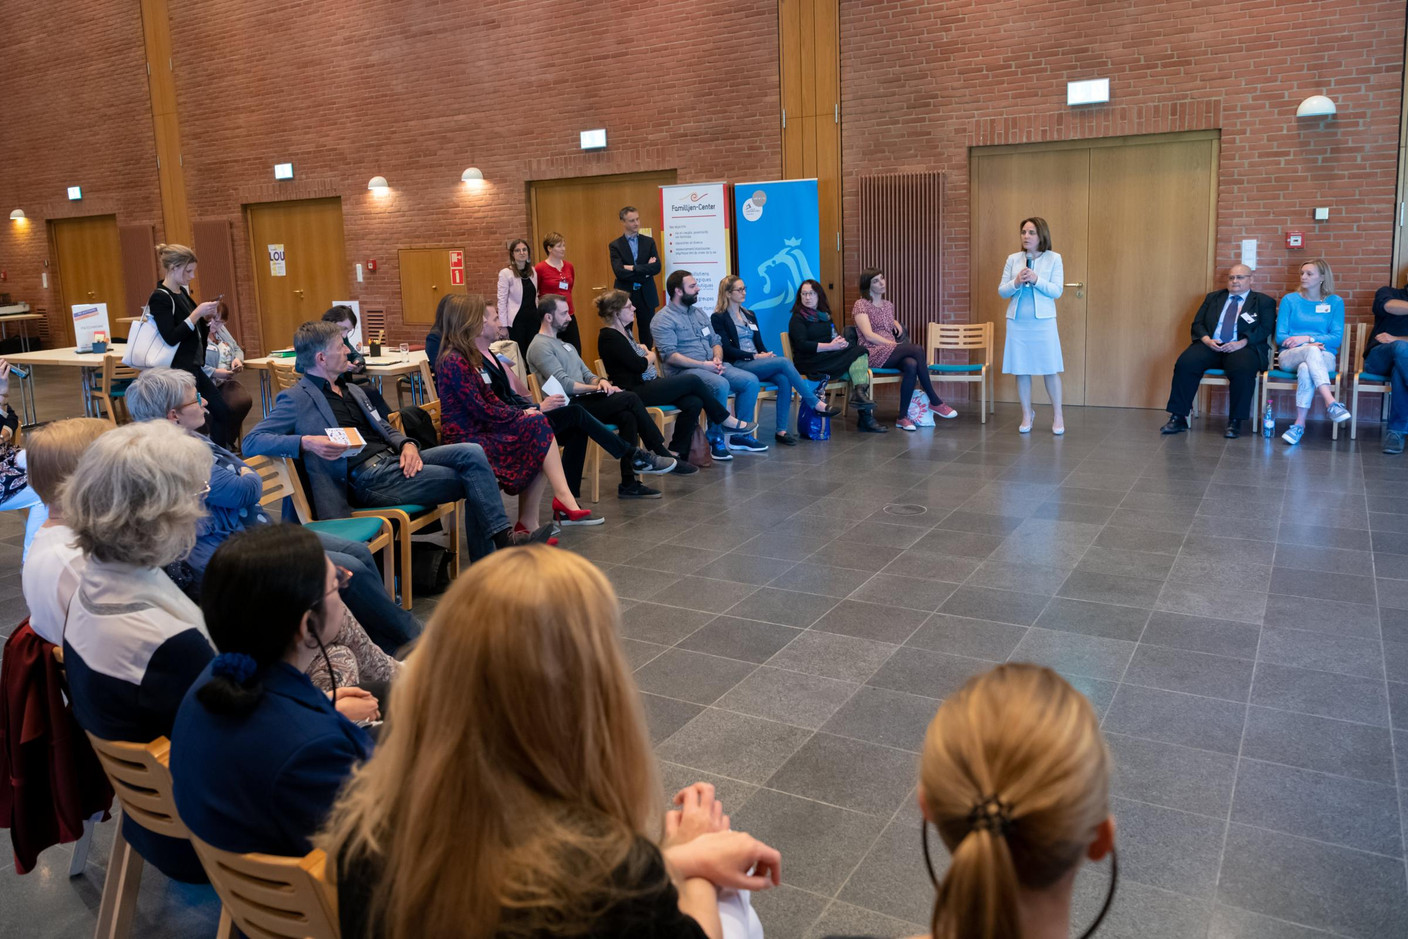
[
  {"xmin": 998, "ymin": 218, "xmax": 1065, "ymax": 434},
  {"xmin": 148, "ymin": 243, "xmax": 232, "ymax": 443}
]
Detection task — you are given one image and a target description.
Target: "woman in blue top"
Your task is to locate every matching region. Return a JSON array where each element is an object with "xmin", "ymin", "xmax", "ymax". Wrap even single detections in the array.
[
  {"xmin": 171, "ymin": 524, "xmax": 374, "ymax": 857},
  {"xmin": 1276, "ymin": 259, "xmax": 1351, "ymax": 445}
]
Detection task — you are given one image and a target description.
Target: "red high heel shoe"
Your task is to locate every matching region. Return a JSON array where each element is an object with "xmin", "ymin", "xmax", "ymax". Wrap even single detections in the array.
[
  {"xmin": 514, "ymin": 522, "xmax": 558, "ymax": 546},
  {"xmin": 552, "ymin": 498, "xmax": 605, "ymax": 526}
]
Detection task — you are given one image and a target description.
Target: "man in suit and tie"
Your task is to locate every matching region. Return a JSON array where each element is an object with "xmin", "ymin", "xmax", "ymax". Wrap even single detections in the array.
[
  {"xmin": 1160, "ymin": 265, "xmax": 1277, "ymax": 439},
  {"xmin": 609, "ymin": 205, "xmax": 662, "ymax": 347}
]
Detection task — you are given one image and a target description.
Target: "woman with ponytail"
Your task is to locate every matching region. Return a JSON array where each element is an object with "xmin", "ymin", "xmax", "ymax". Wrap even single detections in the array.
[
  {"xmin": 898, "ymin": 664, "xmax": 1116, "ymax": 939},
  {"xmin": 170, "ymin": 524, "xmax": 374, "ymax": 856}
]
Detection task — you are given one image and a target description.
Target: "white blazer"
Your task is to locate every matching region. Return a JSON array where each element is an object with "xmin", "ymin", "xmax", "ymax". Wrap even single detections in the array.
[
  {"xmin": 496, "ymin": 266, "xmax": 538, "ymax": 327},
  {"xmin": 998, "ymin": 251, "xmax": 1064, "ymax": 320}
]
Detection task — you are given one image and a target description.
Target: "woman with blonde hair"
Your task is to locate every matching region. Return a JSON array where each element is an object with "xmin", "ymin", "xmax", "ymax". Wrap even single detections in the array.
[
  {"xmin": 320, "ymin": 547, "xmax": 780, "ymax": 939},
  {"xmin": 435, "ymin": 293, "xmax": 603, "ymax": 529},
  {"xmin": 147, "ymin": 243, "xmax": 236, "ymax": 446},
  {"xmin": 913, "ymin": 663, "xmax": 1116, "ymax": 939},
  {"xmin": 1275, "ymin": 258, "xmax": 1350, "ymax": 444}
]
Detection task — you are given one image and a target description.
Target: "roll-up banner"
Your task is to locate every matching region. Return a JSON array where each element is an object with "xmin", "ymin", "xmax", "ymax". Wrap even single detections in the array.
[
  {"xmin": 659, "ymin": 182, "xmax": 732, "ymax": 312},
  {"xmin": 732, "ymin": 179, "xmax": 821, "ymax": 354}
]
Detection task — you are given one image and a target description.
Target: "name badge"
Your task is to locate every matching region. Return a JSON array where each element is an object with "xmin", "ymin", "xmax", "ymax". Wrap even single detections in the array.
[
  {"xmin": 479, "ymin": 369, "xmax": 492, "ymax": 384},
  {"xmin": 701, "ymin": 326, "xmax": 710, "ymax": 337},
  {"xmin": 1240, "ymin": 311, "xmax": 1255, "ymax": 324},
  {"xmin": 1316, "ymin": 303, "xmax": 1332, "ymax": 314},
  {"xmin": 559, "ymin": 280, "xmax": 569, "ymax": 290}
]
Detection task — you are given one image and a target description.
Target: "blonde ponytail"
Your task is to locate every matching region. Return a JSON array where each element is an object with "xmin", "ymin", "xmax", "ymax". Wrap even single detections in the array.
[{"xmin": 921, "ymin": 664, "xmax": 1110, "ymax": 939}]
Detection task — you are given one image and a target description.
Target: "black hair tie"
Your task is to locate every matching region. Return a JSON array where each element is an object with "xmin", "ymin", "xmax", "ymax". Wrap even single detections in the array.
[{"xmin": 967, "ymin": 796, "xmax": 1013, "ymax": 836}]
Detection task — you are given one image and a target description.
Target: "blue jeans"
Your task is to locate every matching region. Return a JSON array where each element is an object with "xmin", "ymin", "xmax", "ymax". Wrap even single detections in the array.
[
  {"xmin": 686, "ymin": 366, "xmax": 760, "ymax": 438},
  {"xmin": 312, "ymin": 530, "xmax": 422, "ymax": 655},
  {"xmin": 351, "ymin": 443, "xmax": 510, "ymax": 560},
  {"xmin": 1364, "ymin": 342, "xmax": 1408, "ymax": 432},
  {"xmin": 734, "ymin": 356, "xmax": 815, "ymax": 434}
]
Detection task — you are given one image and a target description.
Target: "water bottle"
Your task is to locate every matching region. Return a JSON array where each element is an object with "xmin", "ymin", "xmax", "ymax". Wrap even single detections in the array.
[{"xmin": 1262, "ymin": 403, "xmax": 1275, "ymax": 439}]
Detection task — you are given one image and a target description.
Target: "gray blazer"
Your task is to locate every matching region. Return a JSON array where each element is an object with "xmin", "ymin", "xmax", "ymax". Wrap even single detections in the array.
[{"xmin": 242, "ymin": 376, "xmax": 410, "ymax": 520}]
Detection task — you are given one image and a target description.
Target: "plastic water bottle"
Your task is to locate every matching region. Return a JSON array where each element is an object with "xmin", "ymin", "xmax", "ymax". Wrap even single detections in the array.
[{"xmin": 1262, "ymin": 403, "xmax": 1275, "ymax": 439}]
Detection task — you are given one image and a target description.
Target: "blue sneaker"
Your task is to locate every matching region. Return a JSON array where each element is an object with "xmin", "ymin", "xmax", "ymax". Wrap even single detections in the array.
[
  {"xmin": 1327, "ymin": 402, "xmax": 1351, "ymax": 424},
  {"xmin": 1281, "ymin": 424, "xmax": 1305, "ymax": 446},
  {"xmin": 708, "ymin": 434, "xmax": 733, "ymax": 461},
  {"xmin": 727, "ymin": 433, "xmax": 769, "ymax": 453}
]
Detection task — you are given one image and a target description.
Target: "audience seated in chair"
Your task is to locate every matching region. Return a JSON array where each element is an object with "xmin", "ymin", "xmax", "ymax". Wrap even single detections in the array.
[
  {"xmin": 1160, "ymin": 265, "xmax": 1276, "ymax": 439},
  {"xmin": 788, "ymin": 281, "xmax": 887, "ymax": 433},
  {"xmin": 1368, "ymin": 276, "xmax": 1408, "ymax": 454},
  {"xmin": 0, "ymin": 358, "xmax": 48, "ymax": 555},
  {"xmin": 243, "ymin": 320, "xmax": 553, "ymax": 554},
  {"xmin": 59, "ymin": 420, "xmax": 214, "ymax": 882},
  {"xmin": 19, "ymin": 418, "xmax": 112, "ymax": 646},
  {"xmin": 126, "ymin": 367, "xmax": 422, "ymax": 654},
  {"xmin": 850, "ymin": 267, "xmax": 955, "ymax": 432},
  {"xmin": 318, "ymin": 547, "xmax": 780, "ymax": 939},
  {"xmin": 1274, "ymin": 258, "xmax": 1351, "ymax": 445},
  {"xmin": 171, "ymin": 525, "xmax": 375, "ymax": 858}
]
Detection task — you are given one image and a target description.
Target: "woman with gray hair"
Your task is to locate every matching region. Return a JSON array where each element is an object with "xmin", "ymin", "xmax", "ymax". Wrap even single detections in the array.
[{"xmin": 60, "ymin": 419, "xmax": 215, "ymax": 882}]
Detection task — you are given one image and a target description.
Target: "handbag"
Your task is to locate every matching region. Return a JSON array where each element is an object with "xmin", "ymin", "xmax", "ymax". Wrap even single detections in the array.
[
  {"xmin": 797, "ymin": 401, "xmax": 831, "ymax": 440},
  {"xmin": 908, "ymin": 390, "xmax": 934, "ymax": 427},
  {"xmin": 687, "ymin": 424, "xmax": 714, "ymax": 468},
  {"xmin": 122, "ymin": 306, "xmax": 178, "ymax": 369}
]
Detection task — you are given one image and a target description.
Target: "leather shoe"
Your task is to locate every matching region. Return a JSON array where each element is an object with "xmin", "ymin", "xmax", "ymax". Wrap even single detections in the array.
[
  {"xmin": 1224, "ymin": 419, "xmax": 1242, "ymax": 439},
  {"xmin": 1160, "ymin": 415, "xmax": 1189, "ymax": 435}
]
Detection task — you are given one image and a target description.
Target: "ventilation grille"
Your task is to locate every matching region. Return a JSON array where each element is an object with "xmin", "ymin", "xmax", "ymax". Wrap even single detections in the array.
[
  {"xmin": 857, "ymin": 171, "xmax": 945, "ymax": 342},
  {"xmin": 363, "ymin": 308, "xmax": 386, "ymax": 343}
]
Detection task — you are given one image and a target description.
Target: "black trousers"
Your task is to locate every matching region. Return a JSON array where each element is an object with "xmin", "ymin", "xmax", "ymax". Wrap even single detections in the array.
[
  {"xmin": 188, "ymin": 366, "xmax": 236, "ymax": 449},
  {"xmin": 575, "ymin": 391, "xmax": 670, "ymax": 485},
  {"xmin": 1165, "ymin": 342, "xmax": 1262, "ymax": 420},
  {"xmin": 543, "ymin": 404, "xmax": 631, "ymax": 498},
  {"xmin": 630, "ymin": 373, "xmax": 732, "ymax": 455},
  {"xmin": 634, "ymin": 296, "xmax": 656, "ymax": 350}
]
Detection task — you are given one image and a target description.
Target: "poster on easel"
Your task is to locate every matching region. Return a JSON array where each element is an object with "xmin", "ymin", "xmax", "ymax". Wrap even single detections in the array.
[
  {"xmin": 72, "ymin": 303, "xmax": 112, "ymax": 351},
  {"xmin": 659, "ymin": 182, "xmax": 732, "ymax": 312},
  {"xmin": 732, "ymin": 179, "xmax": 820, "ymax": 353}
]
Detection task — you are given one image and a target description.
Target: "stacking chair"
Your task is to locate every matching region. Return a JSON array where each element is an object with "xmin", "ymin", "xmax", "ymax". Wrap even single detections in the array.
[
  {"xmin": 187, "ymin": 837, "xmax": 339, "ymax": 939},
  {"xmin": 927, "ymin": 322, "xmax": 993, "ymax": 422},
  {"xmin": 84, "ymin": 734, "xmax": 226, "ymax": 939},
  {"xmin": 244, "ymin": 454, "xmax": 395, "ymax": 601},
  {"xmin": 95, "ymin": 354, "xmax": 140, "ymax": 426},
  {"xmin": 268, "ymin": 360, "xmax": 301, "ymax": 396},
  {"xmin": 528, "ymin": 373, "xmax": 613, "ymax": 503},
  {"xmin": 1350, "ymin": 323, "xmax": 1394, "ymax": 440},
  {"xmin": 1260, "ymin": 335, "xmax": 1351, "ymax": 440},
  {"xmin": 779, "ymin": 333, "xmax": 848, "ymax": 415},
  {"xmin": 1191, "ymin": 363, "xmax": 1266, "ymax": 422},
  {"xmin": 351, "ymin": 496, "xmax": 459, "ymax": 611},
  {"xmin": 596, "ymin": 357, "xmax": 679, "ymax": 442}
]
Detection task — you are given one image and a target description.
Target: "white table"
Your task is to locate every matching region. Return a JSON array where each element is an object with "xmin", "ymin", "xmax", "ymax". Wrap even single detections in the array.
[
  {"xmin": 2, "ymin": 346, "xmax": 114, "ymax": 424},
  {"xmin": 244, "ymin": 350, "xmax": 429, "ymax": 414},
  {"xmin": 0, "ymin": 304, "xmax": 40, "ymax": 352}
]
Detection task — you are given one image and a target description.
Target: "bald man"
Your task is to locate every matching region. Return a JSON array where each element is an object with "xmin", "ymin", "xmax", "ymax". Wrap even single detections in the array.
[{"xmin": 1161, "ymin": 265, "xmax": 1278, "ymax": 438}]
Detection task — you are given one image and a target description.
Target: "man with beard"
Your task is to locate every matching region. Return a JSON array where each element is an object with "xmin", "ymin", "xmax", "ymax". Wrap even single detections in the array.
[{"xmin": 651, "ymin": 270, "xmax": 767, "ymax": 460}]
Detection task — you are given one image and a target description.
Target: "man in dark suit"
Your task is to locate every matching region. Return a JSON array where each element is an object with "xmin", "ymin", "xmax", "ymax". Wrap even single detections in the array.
[
  {"xmin": 609, "ymin": 205, "xmax": 662, "ymax": 347},
  {"xmin": 1161, "ymin": 265, "xmax": 1277, "ymax": 439}
]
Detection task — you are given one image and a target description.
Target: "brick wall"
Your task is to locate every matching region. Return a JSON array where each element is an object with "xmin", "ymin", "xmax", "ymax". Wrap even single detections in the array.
[{"xmin": 1, "ymin": 0, "xmax": 1403, "ymax": 374}]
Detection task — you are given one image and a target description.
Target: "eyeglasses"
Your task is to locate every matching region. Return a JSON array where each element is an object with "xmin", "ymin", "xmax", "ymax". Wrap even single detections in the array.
[
  {"xmin": 195, "ymin": 480, "xmax": 211, "ymax": 498},
  {"xmin": 309, "ymin": 566, "xmax": 353, "ymax": 611},
  {"xmin": 176, "ymin": 395, "xmax": 204, "ymax": 412}
]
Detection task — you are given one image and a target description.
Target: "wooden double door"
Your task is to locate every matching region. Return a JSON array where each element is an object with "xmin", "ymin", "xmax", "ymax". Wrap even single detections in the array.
[
  {"xmin": 971, "ymin": 132, "xmax": 1219, "ymax": 409},
  {"xmin": 246, "ymin": 198, "xmax": 348, "ymax": 353},
  {"xmin": 529, "ymin": 170, "xmax": 676, "ymax": 371}
]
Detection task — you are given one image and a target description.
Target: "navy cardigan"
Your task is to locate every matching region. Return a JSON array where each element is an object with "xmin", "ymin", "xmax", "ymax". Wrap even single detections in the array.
[{"xmin": 710, "ymin": 310, "xmax": 768, "ymax": 362}]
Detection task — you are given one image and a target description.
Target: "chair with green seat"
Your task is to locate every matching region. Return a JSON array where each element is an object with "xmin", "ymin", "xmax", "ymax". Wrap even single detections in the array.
[
  {"xmin": 243, "ymin": 454, "xmax": 396, "ymax": 602},
  {"xmin": 1350, "ymin": 323, "xmax": 1394, "ymax": 440},
  {"xmin": 926, "ymin": 322, "xmax": 992, "ymax": 422},
  {"xmin": 96, "ymin": 354, "xmax": 140, "ymax": 425},
  {"xmin": 529, "ymin": 372, "xmax": 616, "ymax": 503},
  {"xmin": 1260, "ymin": 335, "xmax": 1350, "ymax": 440}
]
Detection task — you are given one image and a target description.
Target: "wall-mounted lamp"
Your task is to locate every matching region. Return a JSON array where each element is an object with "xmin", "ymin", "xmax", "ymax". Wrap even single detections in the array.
[
  {"xmin": 461, "ymin": 167, "xmax": 484, "ymax": 186},
  {"xmin": 1296, "ymin": 94, "xmax": 1337, "ymax": 118},
  {"xmin": 367, "ymin": 175, "xmax": 390, "ymax": 196},
  {"xmin": 9, "ymin": 209, "xmax": 25, "ymax": 221},
  {"xmin": 67, "ymin": 186, "xmax": 82, "ymax": 201}
]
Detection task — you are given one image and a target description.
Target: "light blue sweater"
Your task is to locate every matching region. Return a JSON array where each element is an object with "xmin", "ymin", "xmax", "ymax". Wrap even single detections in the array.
[{"xmin": 1277, "ymin": 293, "xmax": 1344, "ymax": 354}]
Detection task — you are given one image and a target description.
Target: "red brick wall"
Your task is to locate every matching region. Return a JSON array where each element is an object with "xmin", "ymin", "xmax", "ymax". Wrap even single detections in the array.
[{"xmin": 840, "ymin": 0, "xmax": 1406, "ymax": 341}]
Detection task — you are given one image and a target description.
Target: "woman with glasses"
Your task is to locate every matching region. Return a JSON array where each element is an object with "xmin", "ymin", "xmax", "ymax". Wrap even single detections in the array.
[
  {"xmin": 171, "ymin": 524, "xmax": 375, "ymax": 857},
  {"xmin": 712, "ymin": 275, "xmax": 837, "ymax": 445}
]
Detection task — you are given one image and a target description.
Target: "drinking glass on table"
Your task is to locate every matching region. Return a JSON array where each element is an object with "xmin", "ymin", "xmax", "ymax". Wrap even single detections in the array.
[{"xmin": 398, "ymin": 342, "xmax": 409, "ymax": 362}]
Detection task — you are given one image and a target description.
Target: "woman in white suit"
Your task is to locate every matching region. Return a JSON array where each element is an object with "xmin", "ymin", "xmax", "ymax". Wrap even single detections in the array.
[{"xmin": 998, "ymin": 217, "xmax": 1065, "ymax": 434}]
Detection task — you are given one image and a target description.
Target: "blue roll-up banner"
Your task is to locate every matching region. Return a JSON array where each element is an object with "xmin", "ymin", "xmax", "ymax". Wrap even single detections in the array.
[{"xmin": 733, "ymin": 179, "xmax": 821, "ymax": 353}]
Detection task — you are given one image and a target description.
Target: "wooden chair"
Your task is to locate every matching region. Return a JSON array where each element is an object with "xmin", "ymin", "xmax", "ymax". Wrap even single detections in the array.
[
  {"xmin": 778, "ymin": 332, "xmax": 849, "ymax": 415},
  {"xmin": 596, "ymin": 357, "xmax": 679, "ymax": 442},
  {"xmin": 1350, "ymin": 322, "xmax": 1394, "ymax": 440},
  {"xmin": 244, "ymin": 454, "xmax": 395, "ymax": 601},
  {"xmin": 1260, "ymin": 335, "xmax": 1351, "ymax": 440},
  {"xmin": 268, "ymin": 360, "xmax": 301, "ymax": 396},
  {"xmin": 927, "ymin": 322, "xmax": 993, "ymax": 422},
  {"xmin": 1190, "ymin": 362, "xmax": 1265, "ymax": 421},
  {"xmin": 529, "ymin": 373, "xmax": 613, "ymax": 503},
  {"xmin": 95, "ymin": 354, "xmax": 140, "ymax": 426},
  {"xmin": 416, "ymin": 358, "xmax": 437, "ymax": 402},
  {"xmin": 188, "ymin": 836, "xmax": 339, "ymax": 939},
  {"xmin": 85, "ymin": 734, "xmax": 229, "ymax": 939}
]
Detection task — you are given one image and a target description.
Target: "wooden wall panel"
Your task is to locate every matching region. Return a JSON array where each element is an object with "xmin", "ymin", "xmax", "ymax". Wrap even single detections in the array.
[
  {"xmin": 858, "ymin": 172, "xmax": 944, "ymax": 339},
  {"xmin": 118, "ymin": 222, "xmax": 157, "ymax": 319},
  {"xmin": 192, "ymin": 218, "xmax": 241, "ymax": 325}
]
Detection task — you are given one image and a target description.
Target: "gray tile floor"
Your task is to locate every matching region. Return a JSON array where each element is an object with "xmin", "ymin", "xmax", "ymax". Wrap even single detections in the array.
[{"xmin": 3, "ymin": 364, "xmax": 1407, "ymax": 938}]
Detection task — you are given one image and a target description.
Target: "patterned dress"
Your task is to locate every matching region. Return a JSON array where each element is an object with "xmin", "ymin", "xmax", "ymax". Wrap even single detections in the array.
[
  {"xmin": 437, "ymin": 349, "xmax": 554, "ymax": 495},
  {"xmin": 852, "ymin": 298, "xmax": 899, "ymax": 369}
]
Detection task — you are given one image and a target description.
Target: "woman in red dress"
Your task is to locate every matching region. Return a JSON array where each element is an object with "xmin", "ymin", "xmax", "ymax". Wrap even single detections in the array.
[{"xmin": 435, "ymin": 294, "xmax": 600, "ymax": 531}]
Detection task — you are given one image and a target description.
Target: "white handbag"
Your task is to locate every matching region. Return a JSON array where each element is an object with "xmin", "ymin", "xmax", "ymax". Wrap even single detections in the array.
[{"xmin": 122, "ymin": 306, "xmax": 178, "ymax": 369}]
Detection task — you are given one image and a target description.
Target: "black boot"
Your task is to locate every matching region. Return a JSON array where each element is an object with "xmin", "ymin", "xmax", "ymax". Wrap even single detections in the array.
[{"xmin": 856, "ymin": 406, "xmax": 888, "ymax": 434}]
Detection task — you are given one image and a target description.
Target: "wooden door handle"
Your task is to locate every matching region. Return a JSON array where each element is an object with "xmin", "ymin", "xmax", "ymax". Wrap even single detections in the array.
[
  {"xmin": 592, "ymin": 285, "xmax": 606, "ymax": 291},
  {"xmin": 294, "ymin": 289, "xmax": 304, "ymax": 298},
  {"xmin": 1064, "ymin": 282, "xmax": 1084, "ymax": 288},
  {"xmin": 86, "ymin": 291, "xmax": 95, "ymax": 299},
  {"xmin": 431, "ymin": 285, "xmax": 437, "ymax": 291}
]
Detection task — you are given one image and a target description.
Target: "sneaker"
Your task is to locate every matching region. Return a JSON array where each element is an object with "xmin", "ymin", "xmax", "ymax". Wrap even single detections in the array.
[
  {"xmin": 1385, "ymin": 430, "xmax": 1405, "ymax": 455},
  {"xmin": 670, "ymin": 459, "xmax": 699, "ymax": 475},
  {"xmin": 632, "ymin": 449, "xmax": 677, "ymax": 475},
  {"xmin": 932, "ymin": 403, "xmax": 958, "ymax": 419},
  {"xmin": 1281, "ymin": 424, "xmax": 1305, "ymax": 446},
  {"xmin": 618, "ymin": 480, "xmax": 663, "ymax": 499},
  {"xmin": 708, "ymin": 435, "xmax": 733, "ymax": 461},
  {"xmin": 895, "ymin": 417, "xmax": 918, "ymax": 432},
  {"xmin": 726, "ymin": 433, "xmax": 769, "ymax": 452},
  {"xmin": 1327, "ymin": 402, "xmax": 1352, "ymax": 424}
]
